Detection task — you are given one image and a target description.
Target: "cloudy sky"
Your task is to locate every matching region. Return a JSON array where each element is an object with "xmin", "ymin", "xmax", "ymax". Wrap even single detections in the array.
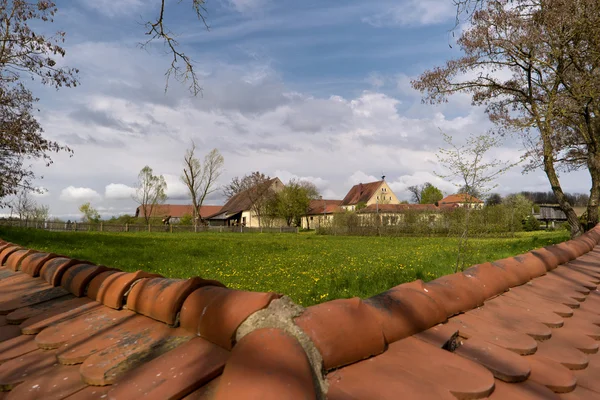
[{"xmin": 6, "ymin": 0, "xmax": 591, "ymax": 219}]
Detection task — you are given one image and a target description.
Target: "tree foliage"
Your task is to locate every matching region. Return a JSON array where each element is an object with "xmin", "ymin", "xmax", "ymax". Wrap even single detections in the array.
[
  {"xmin": 0, "ymin": 0, "xmax": 78, "ymax": 206},
  {"xmin": 181, "ymin": 143, "xmax": 224, "ymax": 224},
  {"xmin": 132, "ymin": 166, "xmax": 168, "ymax": 225},
  {"xmin": 271, "ymin": 179, "xmax": 320, "ymax": 226},
  {"xmin": 79, "ymin": 202, "xmax": 100, "ymax": 223},
  {"xmin": 420, "ymin": 184, "xmax": 443, "ymax": 204}
]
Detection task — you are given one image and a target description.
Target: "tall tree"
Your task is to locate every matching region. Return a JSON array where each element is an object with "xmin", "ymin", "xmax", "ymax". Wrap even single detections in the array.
[
  {"xmin": 0, "ymin": 0, "xmax": 78, "ymax": 206},
  {"xmin": 132, "ymin": 166, "xmax": 168, "ymax": 225},
  {"xmin": 412, "ymin": 0, "xmax": 600, "ymax": 237},
  {"xmin": 181, "ymin": 143, "xmax": 224, "ymax": 224}
]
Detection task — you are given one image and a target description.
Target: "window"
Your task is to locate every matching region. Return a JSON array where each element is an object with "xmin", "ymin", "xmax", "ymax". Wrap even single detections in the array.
[
  {"xmin": 377, "ymin": 196, "xmax": 379, "ymax": 200},
  {"xmin": 310, "ymin": 216, "xmax": 313, "ymax": 221}
]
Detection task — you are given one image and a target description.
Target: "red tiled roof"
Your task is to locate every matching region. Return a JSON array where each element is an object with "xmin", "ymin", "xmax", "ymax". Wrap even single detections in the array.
[
  {"xmin": 136, "ymin": 204, "xmax": 223, "ymax": 218},
  {"xmin": 340, "ymin": 181, "xmax": 383, "ymax": 206},
  {"xmin": 440, "ymin": 193, "xmax": 484, "ymax": 204},
  {"xmin": 207, "ymin": 178, "xmax": 281, "ymax": 219},
  {"xmin": 306, "ymin": 199, "xmax": 342, "ymax": 215},
  {"xmin": 359, "ymin": 203, "xmax": 439, "ymax": 213},
  {"xmin": 1, "ymin": 228, "xmax": 600, "ymax": 398}
]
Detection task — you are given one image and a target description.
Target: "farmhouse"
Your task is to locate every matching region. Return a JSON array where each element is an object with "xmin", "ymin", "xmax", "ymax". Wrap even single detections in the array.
[
  {"xmin": 340, "ymin": 179, "xmax": 400, "ymax": 211},
  {"xmin": 301, "ymin": 199, "xmax": 342, "ymax": 229},
  {"xmin": 438, "ymin": 193, "xmax": 484, "ymax": 209},
  {"xmin": 206, "ymin": 178, "xmax": 284, "ymax": 227},
  {"xmin": 134, "ymin": 204, "xmax": 223, "ymax": 224}
]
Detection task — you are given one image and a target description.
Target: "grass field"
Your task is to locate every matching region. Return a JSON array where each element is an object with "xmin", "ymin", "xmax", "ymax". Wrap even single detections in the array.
[{"xmin": 0, "ymin": 227, "xmax": 569, "ymax": 306}]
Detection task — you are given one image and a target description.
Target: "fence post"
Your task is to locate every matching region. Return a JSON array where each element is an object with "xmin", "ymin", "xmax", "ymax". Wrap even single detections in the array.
[
  {"xmin": 74, "ymin": 222, "xmax": 77, "ymax": 232},
  {"xmin": 170, "ymin": 225, "xmax": 173, "ymax": 233},
  {"xmin": 280, "ymin": 226, "xmax": 282, "ymax": 233},
  {"xmin": 100, "ymin": 222, "xmax": 103, "ymax": 232},
  {"xmin": 148, "ymin": 224, "xmax": 151, "ymax": 233},
  {"xmin": 125, "ymin": 223, "xmax": 129, "ymax": 232}
]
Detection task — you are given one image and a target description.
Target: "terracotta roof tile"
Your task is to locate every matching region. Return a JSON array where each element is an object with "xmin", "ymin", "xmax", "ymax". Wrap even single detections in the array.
[
  {"xmin": 5, "ymin": 249, "xmax": 37, "ymax": 271},
  {"xmin": 439, "ymin": 193, "xmax": 484, "ymax": 204},
  {"xmin": 126, "ymin": 277, "xmax": 224, "ymax": 326},
  {"xmin": 340, "ymin": 180, "xmax": 383, "ymax": 206},
  {"xmin": 306, "ymin": 199, "xmax": 342, "ymax": 215},
  {"xmin": 2, "ymin": 227, "xmax": 600, "ymax": 397},
  {"xmin": 359, "ymin": 203, "xmax": 440, "ymax": 213},
  {"xmin": 214, "ymin": 328, "xmax": 317, "ymax": 400},
  {"xmin": 136, "ymin": 204, "xmax": 223, "ymax": 219},
  {"xmin": 20, "ymin": 253, "xmax": 59, "ymax": 277},
  {"xmin": 180, "ymin": 286, "xmax": 281, "ymax": 350},
  {"xmin": 108, "ymin": 337, "xmax": 228, "ymax": 399}
]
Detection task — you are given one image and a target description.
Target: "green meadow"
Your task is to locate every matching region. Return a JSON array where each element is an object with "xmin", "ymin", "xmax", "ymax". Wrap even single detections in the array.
[{"xmin": 0, "ymin": 227, "xmax": 569, "ymax": 306}]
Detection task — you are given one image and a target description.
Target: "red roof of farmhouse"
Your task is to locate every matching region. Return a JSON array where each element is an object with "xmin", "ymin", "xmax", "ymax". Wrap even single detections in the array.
[
  {"xmin": 439, "ymin": 193, "xmax": 484, "ymax": 205},
  {"xmin": 306, "ymin": 199, "xmax": 343, "ymax": 215},
  {"xmin": 1, "ymin": 226, "xmax": 600, "ymax": 398},
  {"xmin": 136, "ymin": 204, "xmax": 223, "ymax": 219},
  {"xmin": 340, "ymin": 181, "xmax": 384, "ymax": 206}
]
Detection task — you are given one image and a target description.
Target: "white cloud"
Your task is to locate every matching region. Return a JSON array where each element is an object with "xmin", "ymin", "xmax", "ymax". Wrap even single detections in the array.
[
  {"xmin": 225, "ymin": 0, "xmax": 269, "ymax": 13},
  {"xmin": 163, "ymin": 174, "xmax": 189, "ymax": 201},
  {"xmin": 105, "ymin": 184, "xmax": 136, "ymax": 200},
  {"xmin": 80, "ymin": 0, "xmax": 144, "ymax": 17},
  {"xmin": 59, "ymin": 186, "xmax": 102, "ymax": 203},
  {"xmin": 363, "ymin": 0, "xmax": 455, "ymax": 27}
]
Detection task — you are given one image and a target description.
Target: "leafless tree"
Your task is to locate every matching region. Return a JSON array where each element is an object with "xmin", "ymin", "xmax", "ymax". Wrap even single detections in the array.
[
  {"xmin": 10, "ymin": 189, "xmax": 36, "ymax": 220},
  {"xmin": 132, "ymin": 166, "xmax": 168, "ymax": 225},
  {"xmin": 181, "ymin": 143, "xmax": 224, "ymax": 224},
  {"xmin": 436, "ymin": 132, "xmax": 518, "ymax": 271}
]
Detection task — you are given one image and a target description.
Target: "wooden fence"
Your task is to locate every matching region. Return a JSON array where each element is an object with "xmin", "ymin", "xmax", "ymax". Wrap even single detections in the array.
[{"xmin": 0, "ymin": 219, "xmax": 299, "ymax": 234}]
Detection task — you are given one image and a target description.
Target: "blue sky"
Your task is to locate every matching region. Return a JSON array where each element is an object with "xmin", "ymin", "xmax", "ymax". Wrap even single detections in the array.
[{"xmin": 8, "ymin": 0, "xmax": 591, "ymax": 219}]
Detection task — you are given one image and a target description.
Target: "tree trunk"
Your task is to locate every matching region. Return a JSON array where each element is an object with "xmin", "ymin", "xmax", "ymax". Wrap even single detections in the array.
[
  {"xmin": 543, "ymin": 153, "xmax": 583, "ymax": 237},
  {"xmin": 586, "ymin": 149, "xmax": 600, "ymax": 230}
]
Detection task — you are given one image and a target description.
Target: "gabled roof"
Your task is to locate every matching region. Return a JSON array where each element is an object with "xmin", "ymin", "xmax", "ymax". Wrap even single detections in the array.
[
  {"xmin": 306, "ymin": 199, "xmax": 342, "ymax": 215},
  {"xmin": 1, "ymin": 227, "xmax": 600, "ymax": 398},
  {"xmin": 439, "ymin": 193, "xmax": 484, "ymax": 205},
  {"xmin": 358, "ymin": 203, "xmax": 439, "ymax": 213},
  {"xmin": 341, "ymin": 180, "xmax": 384, "ymax": 206},
  {"xmin": 136, "ymin": 204, "xmax": 223, "ymax": 219},
  {"xmin": 207, "ymin": 178, "xmax": 281, "ymax": 219}
]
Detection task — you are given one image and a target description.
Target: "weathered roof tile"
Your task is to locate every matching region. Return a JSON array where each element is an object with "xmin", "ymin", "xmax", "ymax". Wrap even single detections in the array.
[{"xmin": 0, "ymin": 225, "xmax": 600, "ymax": 398}]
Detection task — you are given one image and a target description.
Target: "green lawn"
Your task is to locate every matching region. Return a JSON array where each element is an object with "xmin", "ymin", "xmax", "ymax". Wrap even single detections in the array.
[{"xmin": 0, "ymin": 227, "xmax": 569, "ymax": 306}]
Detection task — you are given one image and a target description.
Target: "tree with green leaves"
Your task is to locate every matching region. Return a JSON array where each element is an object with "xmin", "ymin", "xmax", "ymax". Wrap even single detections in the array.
[
  {"xmin": 273, "ymin": 180, "xmax": 320, "ymax": 227},
  {"xmin": 420, "ymin": 184, "xmax": 443, "ymax": 205},
  {"xmin": 79, "ymin": 202, "xmax": 100, "ymax": 223},
  {"xmin": 132, "ymin": 166, "xmax": 168, "ymax": 225},
  {"xmin": 436, "ymin": 132, "xmax": 519, "ymax": 271}
]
